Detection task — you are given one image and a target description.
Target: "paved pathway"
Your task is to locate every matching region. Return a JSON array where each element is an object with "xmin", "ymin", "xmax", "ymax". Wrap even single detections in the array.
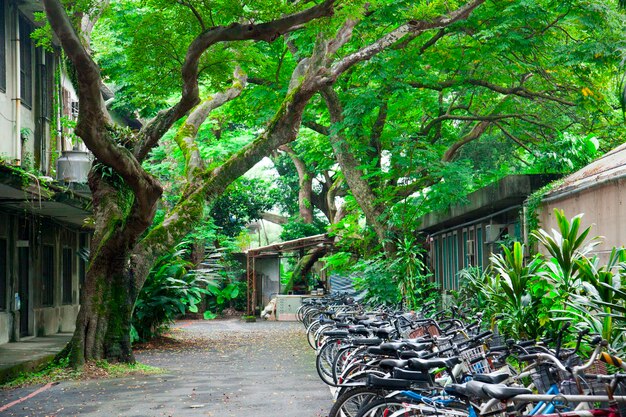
[{"xmin": 0, "ymin": 319, "xmax": 330, "ymax": 417}]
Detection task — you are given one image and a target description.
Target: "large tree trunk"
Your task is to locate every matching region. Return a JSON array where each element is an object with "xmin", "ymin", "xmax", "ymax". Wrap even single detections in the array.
[
  {"xmin": 280, "ymin": 145, "xmax": 314, "ymax": 223},
  {"xmin": 282, "ymin": 246, "xmax": 328, "ymax": 293},
  {"xmin": 320, "ymin": 86, "xmax": 393, "ymax": 251},
  {"xmin": 68, "ymin": 172, "xmax": 158, "ymax": 364}
]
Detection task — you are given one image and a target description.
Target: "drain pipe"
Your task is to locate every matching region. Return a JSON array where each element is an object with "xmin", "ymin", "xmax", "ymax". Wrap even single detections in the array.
[{"xmin": 13, "ymin": 11, "xmax": 21, "ymax": 166}]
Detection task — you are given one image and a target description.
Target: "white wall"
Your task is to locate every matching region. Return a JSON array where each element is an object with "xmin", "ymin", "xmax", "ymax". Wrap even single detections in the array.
[{"xmin": 0, "ymin": 1, "xmax": 19, "ymax": 161}]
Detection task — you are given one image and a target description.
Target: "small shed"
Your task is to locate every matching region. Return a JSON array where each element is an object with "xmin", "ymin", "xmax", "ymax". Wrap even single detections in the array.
[
  {"xmin": 245, "ymin": 234, "xmax": 334, "ymax": 316},
  {"xmin": 539, "ymin": 143, "xmax": 626, "ymax": 262},
  {"xmin": 417, "ymin": 174, "xmax": 556, "ymax": 292}
]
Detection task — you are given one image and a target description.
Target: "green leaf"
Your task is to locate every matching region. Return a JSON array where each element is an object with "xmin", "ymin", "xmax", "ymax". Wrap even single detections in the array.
[{"xmin": 203, "ymin": 311, "xmax": 217, "ymax": 320}]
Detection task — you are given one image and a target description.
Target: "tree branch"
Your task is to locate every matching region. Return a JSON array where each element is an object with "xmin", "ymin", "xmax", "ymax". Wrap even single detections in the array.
[
  {"xmin": 407, "ymin": 78, "xmax": 576, "ymax": 106},
  {"xmin": 328, "ymin": 0, "xmax": 484, "ymax": 80},
  {"xmin": 442, "ymin": 120, "xmax": 491, "ymax": 161},
  {"xmin": 493, "ymin": 121, "xmax": 536, "ymax": 155},
  {"xmin": 303, "ymin": 121, "xmax": 330, "ymax": 136},
  {"xmin": 261, "ymin": 212, "xmax": 289, "ymax": 225},
  {"xmin": 175, "ymin": 67, "xmax": 247, "ymax": 182},
  {"xmin": 44, "ymin": 0, "xmax": 162, "ymax": 220},
  {"xmin": 176, "ymin": 0, "xmax": 206, "ymax": 31},
  {"xmin": 134, "ymin": 0, "xmax": 337, "ymax": 161},
  {"xmin": 420, "ymin": 113, "xmax": 526, "ymax": 137}
]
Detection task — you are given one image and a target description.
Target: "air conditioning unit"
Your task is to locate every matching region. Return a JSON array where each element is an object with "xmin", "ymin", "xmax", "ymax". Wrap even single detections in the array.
[
  {"xmin": 466, "ymin": 240, "xmax": 475, "ymax": 256},
  {"xmin": 485, "ymin": 224, "xmax": 504, "ymax": 243}
]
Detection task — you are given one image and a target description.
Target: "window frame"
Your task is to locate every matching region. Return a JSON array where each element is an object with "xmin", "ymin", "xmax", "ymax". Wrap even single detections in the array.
[
  {"xmin": 62, "ymin": 247, "xmax": 73, "ymax": 305},
  {"xmin": 0, "ymin": 238, "xmax": 7, "ymax": 310},
  {"xmin": 41, "ymin": 244, "xmax": 54, "ymax": 307},
  {"xmin": 19, "ymin": 15, "xmax": 33, "ymax": 109},
  {"xmin": 0, "ymin": 0, "xmax": 7, "ymax": 92}
]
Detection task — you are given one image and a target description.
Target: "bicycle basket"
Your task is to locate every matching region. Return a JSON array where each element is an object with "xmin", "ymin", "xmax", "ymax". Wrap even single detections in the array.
[
  {"xmin": 530, "ymin": 364, "xmax": 558, "ymax": 394},
  {"xmin": 409, "ymin": 324, "xmax": 441, "ymax": 339},
  {"xmin": 460, "ymin": 345, "xmax": 491, "ymax": 375}
]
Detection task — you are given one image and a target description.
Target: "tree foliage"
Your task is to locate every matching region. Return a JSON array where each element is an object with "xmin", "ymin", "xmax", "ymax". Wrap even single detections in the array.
[{"xmin": 41, "ymin": 0, "xmax": 626, "ymax": 364}]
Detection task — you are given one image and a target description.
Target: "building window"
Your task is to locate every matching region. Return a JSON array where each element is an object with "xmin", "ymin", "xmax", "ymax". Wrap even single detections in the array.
[
  {"xmin": 432, "ymin": 239, "xmax": 439, "ymax": 287},
  {"xmin": 40, "ymin": 52, "xmax": 53, "ymax": 119},
  {"xmin": 78, "ymin": 234, "xmax": 88, "ymax": 290},
  {"xmin": 41, "ymin": 245, "xmax": 54, "ymax": 306},
  {"xmin": 0, "ymin": 239, "xmax": 6, "ymax": 310},
  {"xmin": 462, "ymin": 230, "xmax": 468, "ymax": 268},
  {"xmin": 62, "ymin": 248, "xmax": 72, "ymax": 304},
  {"xmin": 450, "ymin": 232, "xmax": 459, "ymax": 290},
  {"xmin": 19, "ymin": 15, "xmax": 33, "ymax": 108},
  {"xmin": 0, "ymin": 0, "xmax": 6, "ymax": 92},
  {"xmin": 441, "ymin": 236, "xmax": 447, "ymax": 290},
  {"xmin": 476, "ymin": 227, "xmax": 484, "ymax": 268}
]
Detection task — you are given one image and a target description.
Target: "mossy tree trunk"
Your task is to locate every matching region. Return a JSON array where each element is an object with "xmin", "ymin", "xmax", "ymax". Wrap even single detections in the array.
[
  {"xmin": 68, "ymin": 174, "xmax": 156, "ymax": 364},
  {"xmin": 280, "ymin": 144, "xmax": 314, "ymax": 223},
  {"xmin": 43, "ymin": 0, "xmax": 338, "ymax": 366},
  {"xmin": 44, "ymin": 0, "xmax": 484, "ymax": 366},
  {"xmin": 283, "ymin": 246, "xmax": 328, "ymax": 294}
]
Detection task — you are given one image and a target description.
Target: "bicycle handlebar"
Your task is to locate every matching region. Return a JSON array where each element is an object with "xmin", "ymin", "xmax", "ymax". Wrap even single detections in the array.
[{"xmin": 519, "ymin": 342, "xmax": 604, "ymax": 375}]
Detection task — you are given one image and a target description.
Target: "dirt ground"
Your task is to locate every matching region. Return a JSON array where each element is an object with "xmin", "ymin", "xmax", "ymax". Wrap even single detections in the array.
[{"xmin": 0, "ymin": 319, "xmax": 330, "ymax": 417}]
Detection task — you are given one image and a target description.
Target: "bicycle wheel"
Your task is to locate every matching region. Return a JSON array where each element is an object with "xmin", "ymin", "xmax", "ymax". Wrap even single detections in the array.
[
  {"xmin": 354, "ymin": 398, "xmax": 413, "ymax": 417},
  {"xmin": 314, "ymin": 323, "xmax": 335, "ymax": 349},
  {"xmin": 316, "ymin": 339, "xmax": 343, "ymax": 385},
  {"xmin": 328, "ymin": 387, "xmax": 386, "ymax": 417},
  {"xmin": 306, "ymin": 320, "xmax": 323, "ymax": 349},
  {"xmin": 333, "ymin": 345, "xmax": 362, "ymax": 384}
]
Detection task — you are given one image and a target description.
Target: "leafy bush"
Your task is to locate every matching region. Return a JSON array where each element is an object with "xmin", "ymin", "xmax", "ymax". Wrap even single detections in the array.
[
  {"xmin": 203, "ymin": 253, "xmax": 247, "ymax": 315},
  {"xmin": 454, "ymin": 210, "xmax": 626, "ymax": 351},
  {"xmin": 353, "ymin": 254, "xmax": 402, "ymax": 307},
  {"xmin": 279, "ymin": 219, "xmax": 327, "ymax": 241},
  {"xmin": 131, "ymin": 244, "xmax": 214, "ymax": 343},
  {"xmin": 352, "ymin": 237, "xmax": 437, "ymax": 309}
]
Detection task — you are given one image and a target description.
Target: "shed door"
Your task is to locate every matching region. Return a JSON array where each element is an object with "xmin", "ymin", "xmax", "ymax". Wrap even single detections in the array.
[{"xmin": 18, "ymin": 247, "xmax": 29, "ymax": 337}]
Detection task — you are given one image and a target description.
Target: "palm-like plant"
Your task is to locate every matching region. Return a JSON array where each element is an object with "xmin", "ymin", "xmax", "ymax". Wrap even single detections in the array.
[
  {"xmin": 456, "ymin": 266, "xmax": 493, "ymax": 314},
  {"xmin": 572, "ymin": 248, "xmax": 626, "ymax": 351},
  {"xmin": 531, "ymin": 209, "xmax": 600, "ymax": 307},
  {"xmin": 489, "ymin": 242, "xmax": 546, "ymax": 339}
]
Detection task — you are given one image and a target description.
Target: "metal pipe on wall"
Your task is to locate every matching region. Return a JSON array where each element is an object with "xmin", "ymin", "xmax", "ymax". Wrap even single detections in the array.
[{"xmin": 13, "ymin": 7, "xmax": 21, "ymax": 166}]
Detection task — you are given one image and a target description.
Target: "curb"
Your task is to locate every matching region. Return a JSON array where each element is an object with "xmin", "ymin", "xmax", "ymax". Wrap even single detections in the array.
[{"xmin": 0, "ymin": 354, "xmax": 55, "ymax": 385}]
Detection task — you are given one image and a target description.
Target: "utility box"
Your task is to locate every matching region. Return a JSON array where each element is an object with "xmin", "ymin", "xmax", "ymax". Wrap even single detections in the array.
[
  {"xmin": 275, "ymin": 295, "xmax": 304, "ymax": 321},
  {"xmin": 485, "ymin": 224, "xmax": 504, "ymax": 243}
]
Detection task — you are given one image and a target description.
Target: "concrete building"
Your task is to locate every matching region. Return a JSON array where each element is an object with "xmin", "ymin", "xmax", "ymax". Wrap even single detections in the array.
[
  {"xmin": 539, "ymin": 143, "xmax": 626, "ymax": 263},
  {"xmin": 417, "ymin": 175, "xmax": 556, "ymax": 292},
  {"xmin": 0, "ymin": 0, "xmax": 90, "ymax": 345}
]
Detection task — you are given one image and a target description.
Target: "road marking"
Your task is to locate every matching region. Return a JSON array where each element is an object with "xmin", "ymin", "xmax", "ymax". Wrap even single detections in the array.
[{"xmin": 0, "ymin": 381, "xmax": 56, "ymax": 412}]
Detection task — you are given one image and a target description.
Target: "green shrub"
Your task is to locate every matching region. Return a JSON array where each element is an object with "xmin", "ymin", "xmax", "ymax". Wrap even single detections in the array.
[{"xmin": 131, "ymin": 244, "xmax": 213, "ymax": 343}]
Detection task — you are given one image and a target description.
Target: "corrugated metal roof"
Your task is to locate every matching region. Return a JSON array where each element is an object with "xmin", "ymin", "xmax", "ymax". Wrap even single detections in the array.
[
  {"xmin": 543, "ymin": 142, "xmax": 626, "ymax": 202},
  {"xmin": 246, "ymin": 233, "xmax": 334, "ymax": 257}
]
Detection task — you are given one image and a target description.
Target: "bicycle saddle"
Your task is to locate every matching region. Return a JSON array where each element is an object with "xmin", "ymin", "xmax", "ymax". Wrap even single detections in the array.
[
  {"xmin": 367, "ymin": 374, "xmax": 412, "ymax": 390},
  {"xmin": 481, "ymin": 384, "xmax": 532, "ymax": 400},
  {"xmin": 351, "ymin": 337, "xmax": 381, "ymax": 346},
  {"xmin": 408, "ymin": 357, "xmax": 460, "ymax": 371},
  {"xmin": 474, "ymin": 372, "xmax": 510, "ymax": 384}
]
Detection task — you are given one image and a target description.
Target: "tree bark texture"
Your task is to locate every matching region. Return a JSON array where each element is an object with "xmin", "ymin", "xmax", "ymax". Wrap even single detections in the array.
[
  {"xmin": 282, "ymin": 246, "xmax": 328, "ymax": 294},
  {"xmin": 320, "ymin": 86, "xmax": 392, "ymax": 249},
  {"xmin": 43, "ymin": 0, "xmax": 485, "ymax": 365},
  {"xmin": 280, "ymin": 145, "xmax": 314, "ymax": 223}
]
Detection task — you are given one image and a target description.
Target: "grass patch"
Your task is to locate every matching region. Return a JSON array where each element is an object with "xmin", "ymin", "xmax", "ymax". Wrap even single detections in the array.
[{"xmin": 1, "ymin": 357, "xmax": 163, "ymax": 389}]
